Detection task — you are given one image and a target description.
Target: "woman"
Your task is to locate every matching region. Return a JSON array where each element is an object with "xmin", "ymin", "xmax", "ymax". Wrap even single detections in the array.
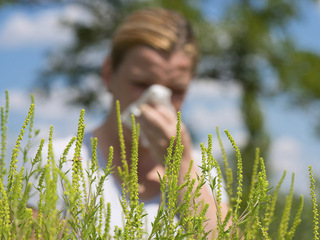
[{"xmin": 93, "ymin": 7, "xmax": 229, "ymax": 236}]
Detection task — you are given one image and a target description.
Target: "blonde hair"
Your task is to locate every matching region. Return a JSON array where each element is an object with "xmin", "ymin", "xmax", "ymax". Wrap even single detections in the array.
[{"xmin": 110, "ymin": 8, "xmax": 199, "ymax": 72}]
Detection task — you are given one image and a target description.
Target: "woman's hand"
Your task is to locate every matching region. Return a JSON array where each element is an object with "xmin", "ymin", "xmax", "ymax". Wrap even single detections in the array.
[
  {"xmin": 136, "ymin": 103, "xmax": 192, "ymax": 165},
  {"xmin": 137, "ymin": 103, "xmax": 230, "ymax": 237}
]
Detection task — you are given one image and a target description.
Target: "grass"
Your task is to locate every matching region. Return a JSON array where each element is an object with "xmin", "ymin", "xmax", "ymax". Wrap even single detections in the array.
[{"xmin": 0, "ymin": 90, "xmax": 318, "ymax": 239}]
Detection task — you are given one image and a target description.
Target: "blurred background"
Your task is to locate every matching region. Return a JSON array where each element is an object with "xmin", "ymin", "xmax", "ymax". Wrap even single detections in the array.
[{"xmin": 1, "ymin": 0, "xmax": 320, "ymax": 238}]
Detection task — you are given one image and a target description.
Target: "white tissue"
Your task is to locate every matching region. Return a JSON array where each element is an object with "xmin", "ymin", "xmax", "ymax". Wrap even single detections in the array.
[{"xmin": 121, "ymin": 84, "xmax": 174, "ymax": 146}]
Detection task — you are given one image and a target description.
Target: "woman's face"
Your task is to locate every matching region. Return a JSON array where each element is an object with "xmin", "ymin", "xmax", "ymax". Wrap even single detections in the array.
[{"xmin": 106, "ymin": 46, "xmax": 194, "ymax": 112}]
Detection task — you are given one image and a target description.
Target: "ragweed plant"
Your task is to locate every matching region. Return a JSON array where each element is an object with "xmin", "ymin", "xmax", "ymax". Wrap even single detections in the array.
[
  {"xmin": 309, "ymin": 166, "xmax": 319, "ymax": 240},
  {"xmin": 0, "ymin": 91, "xmax": 319, "ymax": 239},
  {"xmin": 116, "ymin": 101, "xmax": 145, "ymax": 239},
  {"xmin": 0, "ymin": 90, "xmax": 9, "ymax": 181}
]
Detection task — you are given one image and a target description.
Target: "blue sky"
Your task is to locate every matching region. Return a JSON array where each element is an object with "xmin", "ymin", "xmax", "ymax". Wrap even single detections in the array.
[{"xmin": 1, "ymin": 2, "xmax": 320, "ymax": 194}]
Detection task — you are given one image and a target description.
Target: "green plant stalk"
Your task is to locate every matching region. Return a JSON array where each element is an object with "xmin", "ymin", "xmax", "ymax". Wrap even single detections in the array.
[
  {"xmin": 247, "ymin": 148, "xmax": 260, "ymax": 206},
  {"xmin": 204, "ymin": 134, "xmax": 225, "ymax": 237},
  {"xmin": 0, "ymin": 90, "xmax": 9, "ymax": 180},
  {"xmin": 116, "ymin": 100, "xmax": 129, "ymax": 181},
  {"xmin": 287, "ymin": 195, "xmax": 304, "ymax": 239},
  {"xmin": 7, "ymin": 103, "xmax": 34, "ymax": 196},
  {"xmin": 127, "ymin": 115, "xmax": 144, "ymax": 239},
  {"xmin": 71, "ymin": 109, "xmax": 86, "ymax": 231},
  {"xmin": 216, "ymin": 127, "xmax": 233, "ymax": 199},
  {"xmin": 0, "ymin": 176, "xmax": 11, "ymax": 238},
  {"xmin": 263, "ymin": 170, "xmax": 286, "ymax": 232},
  {"xmin": 167, "ymin": 112, "xmax": 184, "ymax": 238},
  {"xmin": 309, "ymin": 166, "xmax": 319, "ymax": 240},
  {"xmin": 278, "ymin": 173, "xmax": 295, "ymax": 239},
  {"xmin": 225, "ymin": 129, "xmax": 243, "ymax": 239}
]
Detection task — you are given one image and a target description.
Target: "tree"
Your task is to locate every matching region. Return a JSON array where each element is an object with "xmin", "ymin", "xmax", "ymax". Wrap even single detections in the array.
[{"xmin": 198, "ymin": 0, "xmax": 320, "ymax": 202}]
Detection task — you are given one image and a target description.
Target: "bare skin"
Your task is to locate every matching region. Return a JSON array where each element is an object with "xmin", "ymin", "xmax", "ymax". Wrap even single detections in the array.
[{"xmin": 94, "ymin": 46, "xmax": 230, "ymax": 238}]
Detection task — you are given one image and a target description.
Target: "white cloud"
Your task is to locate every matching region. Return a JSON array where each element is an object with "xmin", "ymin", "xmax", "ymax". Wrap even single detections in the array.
[
  {"xmin": 269, "ymin": 137, "xmax": 303, "ymax": 173},
  {"xmin": 6, "ymin": 87, "xmax": 110, "ymax": 142},
  {"xmin": 183, "ymin": 80, "xmax": 246, "ymax": 139},
  {"xmin": 9, "ymin": 89, "xmax": 79, "ymax": 117},
  {"xmin": 268, "ymin": 136, "xmax": 312, "ymax": 194},
  {"xmin": 188, "ymin": 79, "xmax": 242, "ymax": 99},
  {"xmin": 181, "ymin": 80, "xmax": 248, "ymax": 158},
  {"xmin": 0, "ymin": 5, "xmax": 92, "ymax": 48}
]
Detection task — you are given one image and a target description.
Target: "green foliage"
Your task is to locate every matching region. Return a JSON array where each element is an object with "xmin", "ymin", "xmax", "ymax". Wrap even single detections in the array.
[{"xmin": 1, "ymin": 92, "xmax": 319, "ymax": 239}]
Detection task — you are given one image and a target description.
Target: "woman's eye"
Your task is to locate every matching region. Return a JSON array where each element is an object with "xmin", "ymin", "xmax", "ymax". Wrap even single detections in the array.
[
  {"xmin": 173, "ymin": 89, "xmax": 185, "ymax": 96},
  {"xmin": 134, "ymin": 82, "xmax": 150, "ymax": 89}
]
